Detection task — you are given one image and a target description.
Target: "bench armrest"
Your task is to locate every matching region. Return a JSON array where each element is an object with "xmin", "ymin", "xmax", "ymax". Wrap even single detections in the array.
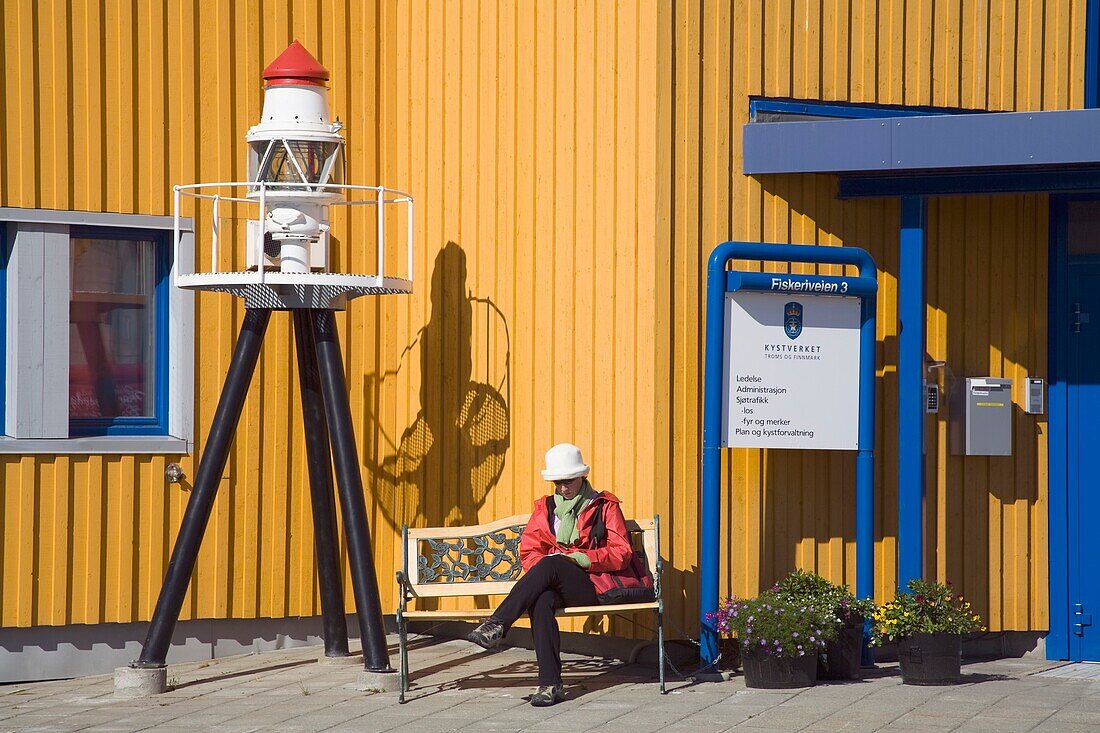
[
  {"xmin": 395, "ymin": 571, "xmax": 411, "ymax": 613},
  {"xmin": 653, "ymin": 514, "xmax": 663, "ymax": 605}
]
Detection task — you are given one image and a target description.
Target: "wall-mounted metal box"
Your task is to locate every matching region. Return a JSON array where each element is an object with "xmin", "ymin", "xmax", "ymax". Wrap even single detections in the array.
[
  {"xmin": 950, "ymin": 377, "xmax": 1013, "ymax": 456},
  {"xmin": 1025, "ymin": 377, "xmax": 1045, "ymax": 415}
]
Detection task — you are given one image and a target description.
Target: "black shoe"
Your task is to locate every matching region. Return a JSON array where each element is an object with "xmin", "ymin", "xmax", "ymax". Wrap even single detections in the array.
[
  {"xmin": 530, "ymin": 684, "xmax": 564, "ymax": 707},
  {"xmin": 467, "ymin": 619, "xmax": 505, "ymax": 650}
]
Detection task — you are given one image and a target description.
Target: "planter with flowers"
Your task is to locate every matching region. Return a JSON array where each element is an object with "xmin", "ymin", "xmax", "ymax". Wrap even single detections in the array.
[
  {"xmin": 774, "ymin": 569, "xmax": 876, "ymax": 680},
  {"xmin": 710, "ymin": 591, "xmax": 833, "ymax": 688},
  {"xmin": 709, "ymin": 597, "xmax": 742, "ymax": 672},
  {"xmin": 870, "ymin": 579, "xmax": 986, "ymax": 685}
]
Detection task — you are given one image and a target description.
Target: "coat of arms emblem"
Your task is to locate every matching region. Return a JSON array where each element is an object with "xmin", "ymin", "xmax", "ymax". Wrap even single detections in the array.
[{"xmin": 784, "ymin": 301, "xmax": 803, "ymax": 340}]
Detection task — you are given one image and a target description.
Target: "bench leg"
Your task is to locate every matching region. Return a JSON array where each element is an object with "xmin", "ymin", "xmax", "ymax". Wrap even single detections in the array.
[
  {"xmin": 658, "ymin": 608, "xmax": 666, "ymax": 694},
  {"xmin": 398, "ymin": 615, "xmax": 408, "ymax": 703}
]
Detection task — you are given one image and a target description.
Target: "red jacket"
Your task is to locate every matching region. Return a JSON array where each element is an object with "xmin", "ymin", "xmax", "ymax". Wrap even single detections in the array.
[{"xmin": 519, "ymin": 490, "xmax": 634, "ymax": 574}]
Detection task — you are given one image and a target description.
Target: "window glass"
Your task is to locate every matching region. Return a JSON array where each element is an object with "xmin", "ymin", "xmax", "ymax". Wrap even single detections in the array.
[
  {"xmin": 1067, "ymin": 200, "xmax": 1100, "ymax": 255},
  {"xmin": 69, "ymin": 238, "xmax": 157, "ymax": 419}
]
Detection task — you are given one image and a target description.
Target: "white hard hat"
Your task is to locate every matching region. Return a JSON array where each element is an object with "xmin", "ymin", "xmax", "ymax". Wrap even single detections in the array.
[{"xmin": 541, "ymin": 443, "xmax": 590, "ymax": 481}]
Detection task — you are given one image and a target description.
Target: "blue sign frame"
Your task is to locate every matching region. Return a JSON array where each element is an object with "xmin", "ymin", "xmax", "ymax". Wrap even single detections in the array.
[{"xmin": 700, "ymin": 242, "xmax": 878, "ymax": 666}]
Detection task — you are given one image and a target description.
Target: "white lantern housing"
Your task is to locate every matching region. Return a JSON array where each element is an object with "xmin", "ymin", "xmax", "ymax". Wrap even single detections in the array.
[
  {"xmin": 245, "ymin": 42, "xmax": 343, "ymax": 273},
  {"xmin": 172, "ymin": 41, "xmax": 413, "ymax": 309}
]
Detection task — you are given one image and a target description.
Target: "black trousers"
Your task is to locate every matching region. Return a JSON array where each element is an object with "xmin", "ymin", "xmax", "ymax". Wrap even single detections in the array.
[{"xmin": 490, "ymin": 555, "xmax": 599, "ymax": 686}]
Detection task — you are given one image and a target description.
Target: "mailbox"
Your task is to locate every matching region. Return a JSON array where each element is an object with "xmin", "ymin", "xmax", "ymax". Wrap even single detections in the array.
[{"xmin": 950, "ymin": 377, "xmax": 1013, "ymax": 456}]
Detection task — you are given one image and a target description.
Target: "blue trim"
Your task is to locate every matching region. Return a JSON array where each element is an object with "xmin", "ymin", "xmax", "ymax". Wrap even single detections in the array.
[
  {"xmin": 725, "ymin": 271, "xmax": 877, "ymax": 297},
  {"xmin": 1087, "ymin": 1, "xmax": 1100, "ymax": 109},
  {"xmin": 749, "ymin": 97, "xmax": 981, "ymax": 121},
  {"xmin": 856, "ymin": 280, "xmax": 877, "ymax": 664},
  {"xmin": 69, "ymin": 227, "xmax": 171, "ymax": 437},
  {"xmin": 701, "ymin": 242, "xmax": 878, "ymax": 667},
  {"xmin": 1048, "ymin": 196, "xmax": 1072, "ymax": 660},
  {"xmin": 748, "ymin": 107, "xmax": 1100, "ymax": 176},
  {"xmin": 840, "ymin": 169, "xmax": 1100, "ymax": 199},
  {"xmin": 898, "ymin": 197, "xmax": 926, "ymax": 590},
  {"xmin": 0, "ymin": 223, "xmax": 7, "ymax": 437}
]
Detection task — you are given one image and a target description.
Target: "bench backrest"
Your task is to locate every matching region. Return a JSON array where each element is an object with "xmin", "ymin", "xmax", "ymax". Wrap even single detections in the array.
[{"xmin": 403, "ymin": 514, "xmax": 659, "ymax": 598}]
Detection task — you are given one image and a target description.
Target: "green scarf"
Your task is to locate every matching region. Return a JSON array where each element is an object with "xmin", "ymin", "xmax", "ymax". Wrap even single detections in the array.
[{"xmin": 553, "ymin": 483, "xmax": 592, "ymax": 546}]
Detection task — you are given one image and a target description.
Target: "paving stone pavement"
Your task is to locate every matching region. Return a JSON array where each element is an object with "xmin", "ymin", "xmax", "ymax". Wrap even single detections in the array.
[{"xmin": 2, "ymin": 634, "xmax": 1099, "ymax": 732}]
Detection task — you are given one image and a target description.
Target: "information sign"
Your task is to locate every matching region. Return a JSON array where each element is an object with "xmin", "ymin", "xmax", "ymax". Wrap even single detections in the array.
[{"xmin": 721, "ymin": 291, "xmax": 861, "ymax": 450}]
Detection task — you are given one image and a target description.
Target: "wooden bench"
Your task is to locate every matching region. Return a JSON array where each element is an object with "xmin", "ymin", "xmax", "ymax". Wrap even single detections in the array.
[{"xmin": 395, "ymin": 513, "xmax": 665, "ymax": 702}]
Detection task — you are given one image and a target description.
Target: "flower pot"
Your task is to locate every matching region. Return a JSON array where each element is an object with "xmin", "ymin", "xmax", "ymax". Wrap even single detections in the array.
[
  {"xmin": 741, "ymin": 645, "xmax": 818, "ymax": 689},
  {"xmin": 717, "ymin": 637, "xmax": 741, "ymax": 672},
  {"xmin": 819, "ymin": 617, "xmax": 864, "ymax": 680},
  {"xmin": 897, "ymin": 633, "xmax": 962, "ymax": 685}
]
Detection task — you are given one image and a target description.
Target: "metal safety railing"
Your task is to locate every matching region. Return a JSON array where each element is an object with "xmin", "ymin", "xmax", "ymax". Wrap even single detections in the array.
[{"xmin": 172, "ymin": 181, "xmax": 414, "ymax": 287}]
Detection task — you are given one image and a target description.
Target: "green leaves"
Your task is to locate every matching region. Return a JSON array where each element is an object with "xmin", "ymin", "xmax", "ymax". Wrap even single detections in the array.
[
  {"xmin": 710, "ymin": 592, "xmax": 833, "ymax": 660},
  {"xmin": 870, "ymin": 579, "xmax": 985, "ymax": 645},
  {"xmin": 774, "ymin": 569, "xmax": 875, "ymax": 626}
]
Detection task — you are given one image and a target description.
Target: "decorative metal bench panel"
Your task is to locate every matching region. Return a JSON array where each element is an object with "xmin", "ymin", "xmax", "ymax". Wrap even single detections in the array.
[{"xmin": 395, "ymin": 513, "xmax": 664, "ymax": 702}]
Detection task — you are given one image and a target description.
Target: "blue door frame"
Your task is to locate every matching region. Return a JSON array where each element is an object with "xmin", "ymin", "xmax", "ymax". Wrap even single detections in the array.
[
  {"xmin": 1048, "ymin": 196, "xmax": 1100, "ymax": 661},
  {"xmin": 1049, "ymin": 197, "xmax": 1070, "ymax": 660}
]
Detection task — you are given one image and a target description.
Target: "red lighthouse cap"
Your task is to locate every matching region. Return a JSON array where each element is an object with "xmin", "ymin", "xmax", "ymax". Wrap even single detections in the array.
[{"xmin": 263, "ymin": 41, "xmax": 330, "ymax": 86}]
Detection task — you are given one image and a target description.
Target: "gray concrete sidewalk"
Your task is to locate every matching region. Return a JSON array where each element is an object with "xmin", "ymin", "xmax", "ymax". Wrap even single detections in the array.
[{"xmin": 1, "ymin": 633, "xmax": 1098, "ymax": 732}]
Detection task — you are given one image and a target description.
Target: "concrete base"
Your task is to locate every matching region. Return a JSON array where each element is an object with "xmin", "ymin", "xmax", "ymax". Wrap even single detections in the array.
[
  {"xmin": 318, "ymin": 654, "xmax": 361, "ymax": 666},
  {"xmin": 3, "ymin": 612, "xmax": 395, "ymax": 684},
  {"xmin": 356, "ymin": 669, "xmax": 401, "ymax": 693},
  {"xmin": 113, "ymin": 666, "xmax": 167, "ymax": 697},
  {"xmin": 692, "ymin": 669, "xmax": 737, "ymax": 683},
  {"xmin": 871, "ymin": 631, "xmax": 1046, "ymax": 663}
]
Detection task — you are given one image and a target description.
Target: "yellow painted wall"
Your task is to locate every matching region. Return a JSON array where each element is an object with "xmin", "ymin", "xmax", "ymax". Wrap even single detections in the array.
[
  {"xmin": 0, "ymin": 0, "xmax": 668, "ymax": 637},
  {"xmin": 0, "ymin": 0, "xmax": 1078, "ymax": 638},
  {"xmin": 366, "ymin": 0, "xmax": 668, "ymax": 638},
  {"xmin": 668, "ymin": 0, "xmax": 1075, "ymax": 634},
  {"xmin": 0, "ymin": 0, "xmax": 387, "ymax": 627}
]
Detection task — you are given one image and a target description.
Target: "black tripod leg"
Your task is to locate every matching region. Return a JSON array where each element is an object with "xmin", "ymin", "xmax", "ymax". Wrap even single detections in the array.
[
  {"xmin": 310, "ymin": 308, "xmax": 392, "ymax": 672},
  {"xmin": 293, "ymin": 309, "xmax": 351, "ymax": 658},
  {"xmin": 134, "ymin": 308, "xmax": 272, "ymax": 668}
]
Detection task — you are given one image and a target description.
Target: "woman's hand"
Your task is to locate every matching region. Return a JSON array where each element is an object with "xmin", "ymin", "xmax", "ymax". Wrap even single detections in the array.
[{"xmin": 565, "ymin": 551, "xmax": 592, "ymax": 569}]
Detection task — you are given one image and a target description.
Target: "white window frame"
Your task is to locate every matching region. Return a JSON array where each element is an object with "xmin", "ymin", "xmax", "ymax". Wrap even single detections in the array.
[{"xmin": 0, "ymin": 208, "xmax": 194, "ymax": 454}]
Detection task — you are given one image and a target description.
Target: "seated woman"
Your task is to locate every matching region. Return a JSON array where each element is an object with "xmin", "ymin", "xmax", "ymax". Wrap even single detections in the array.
[{"xmin": 466, "ymin": 443, "xmax": 634, "ymax": 707}]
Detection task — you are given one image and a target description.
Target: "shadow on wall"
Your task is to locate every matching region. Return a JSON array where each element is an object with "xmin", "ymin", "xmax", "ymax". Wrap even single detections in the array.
[{"xmin": 364, "ymin": 241, "xmax": 511, "ymax": 530}]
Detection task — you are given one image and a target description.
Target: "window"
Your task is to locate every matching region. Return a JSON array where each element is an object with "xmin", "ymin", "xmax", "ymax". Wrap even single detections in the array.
[
  {"xmin": 69, "ymin": 231, "xmax": 168, "ymax": 435},
  {"xmin": 1067, "ymin": 200, "xmax": 1100, "ymax": 256},
  {"xmin": 1, "ymin": 209, "xmax": 193, "ymax": 453}
]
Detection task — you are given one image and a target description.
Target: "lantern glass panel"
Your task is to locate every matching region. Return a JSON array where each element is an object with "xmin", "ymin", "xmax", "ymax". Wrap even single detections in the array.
[{"xmin": 249, "ymin": 139, "xmax": 344, "ymax": 189}]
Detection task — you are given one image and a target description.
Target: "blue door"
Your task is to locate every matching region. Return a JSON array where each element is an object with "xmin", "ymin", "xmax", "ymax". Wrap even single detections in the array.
[{"xmin": 1068, "ymin": 259, "xmax": 1100, "ymax": 660}]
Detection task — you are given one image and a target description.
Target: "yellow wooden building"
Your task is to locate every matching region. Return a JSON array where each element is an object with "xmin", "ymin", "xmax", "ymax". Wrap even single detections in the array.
[{"xmin": 2, "ymin": 0, "xmax": 1098, "ymax": 680}]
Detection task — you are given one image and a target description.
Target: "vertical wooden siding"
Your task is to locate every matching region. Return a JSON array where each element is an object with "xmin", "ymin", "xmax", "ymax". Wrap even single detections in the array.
[
  {"xmin": 368, "ymin": 0, "xmax": 666, "ymax": 634},
  {"xmin": 667, "ymin": 0, "xmax": 1075, "ymax": 633},
  {"xmin": 0, "ymin": 0, "xmax": 668, "ymax": 633},
  {"xmin": 0, "ymin": 0, "xmax": 385, "ymax": 627},
  {"xmin": 0, "ymin": 0, "xmax": 1073, "ymax": 638}
]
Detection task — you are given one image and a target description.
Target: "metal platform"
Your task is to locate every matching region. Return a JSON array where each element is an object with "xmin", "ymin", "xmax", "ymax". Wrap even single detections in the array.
[{"xmin": 176, "ymin": 272, "xmax": 413, "ymax": 310}]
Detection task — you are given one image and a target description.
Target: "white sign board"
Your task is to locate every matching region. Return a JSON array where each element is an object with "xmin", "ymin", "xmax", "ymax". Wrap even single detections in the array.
[{"xmin": 722, "ymin": 291, "xmax": 861, "ymax": 450}]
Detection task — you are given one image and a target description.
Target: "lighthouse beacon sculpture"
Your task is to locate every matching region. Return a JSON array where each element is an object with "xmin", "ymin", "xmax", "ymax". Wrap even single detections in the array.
[{"xmin": 116, "ymin": 42, "xmax": 412, "ymax": 695}]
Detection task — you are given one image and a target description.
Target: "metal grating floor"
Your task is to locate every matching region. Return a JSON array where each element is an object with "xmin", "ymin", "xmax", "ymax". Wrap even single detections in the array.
[{"xmin": 1038, "ymin": 662, "xmax": 1100, "ymax": 679}]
